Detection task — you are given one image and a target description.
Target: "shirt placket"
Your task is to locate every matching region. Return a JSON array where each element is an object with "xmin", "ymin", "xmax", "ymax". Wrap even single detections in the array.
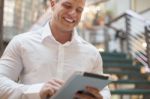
[{"xmin": 56, "ymin": 45, "xmax": 64, "ymax": 79}]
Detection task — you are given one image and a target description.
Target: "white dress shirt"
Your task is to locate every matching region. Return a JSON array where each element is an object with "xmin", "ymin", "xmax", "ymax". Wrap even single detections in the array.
[{"xmin": 0, "ymin": 22, "xmax": 111, "ymax": 99}]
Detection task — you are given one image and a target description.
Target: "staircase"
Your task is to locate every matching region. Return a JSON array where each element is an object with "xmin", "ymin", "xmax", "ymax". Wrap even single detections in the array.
[{"xmin": 101, "ymin": 52, "xmax": 150, "ymax": 99}]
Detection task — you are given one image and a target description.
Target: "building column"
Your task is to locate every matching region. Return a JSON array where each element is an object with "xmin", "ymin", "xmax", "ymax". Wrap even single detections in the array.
[{"xmin": 0, "ymin": 0, "xmax": 4, "ymax": 56}]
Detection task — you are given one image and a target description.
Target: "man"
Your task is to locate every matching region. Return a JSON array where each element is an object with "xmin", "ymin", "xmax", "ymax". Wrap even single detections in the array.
[{"xmin": 0, "ymin": 0, "xmax": 111, "ymax": 99}]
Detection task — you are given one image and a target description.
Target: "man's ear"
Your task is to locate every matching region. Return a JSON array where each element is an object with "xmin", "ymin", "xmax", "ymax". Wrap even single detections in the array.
[{"xmin": 50, "ymin": 0, "xmax": 56, "ymax": 7}]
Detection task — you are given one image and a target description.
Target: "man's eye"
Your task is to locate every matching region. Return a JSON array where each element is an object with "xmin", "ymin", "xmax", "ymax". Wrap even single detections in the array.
[
  {"xmin": 76, "ymin": 9, "xmax": 83, "ymax": 13},
  {"xmin": 63, "ymin": 4, "xmax": 72, "ymax": 9}
]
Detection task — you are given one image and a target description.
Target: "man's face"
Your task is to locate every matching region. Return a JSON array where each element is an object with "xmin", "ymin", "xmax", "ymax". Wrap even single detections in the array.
[{"xmin": 51, "ymin": 0, "xmax": 85, "ymax": 32}]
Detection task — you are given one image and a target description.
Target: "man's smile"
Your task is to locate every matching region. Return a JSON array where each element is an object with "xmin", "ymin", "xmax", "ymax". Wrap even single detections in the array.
[{"xmin": 64, "ymin": 17, "xmax": 75, "ymax": 23}]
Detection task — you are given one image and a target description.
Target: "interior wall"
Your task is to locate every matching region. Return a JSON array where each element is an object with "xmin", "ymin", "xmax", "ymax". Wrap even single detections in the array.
[{"xmin": 131, "ymin": 0, "xmax": 150, "ymax": 12}]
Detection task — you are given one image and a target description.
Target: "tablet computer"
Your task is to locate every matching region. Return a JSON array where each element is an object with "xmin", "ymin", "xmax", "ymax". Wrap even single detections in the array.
[{"xmin": 51, "ymin": 71, "xmax": 111, "ymax": 99}]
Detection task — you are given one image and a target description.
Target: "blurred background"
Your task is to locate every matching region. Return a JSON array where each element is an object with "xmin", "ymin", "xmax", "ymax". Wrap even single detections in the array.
[{"xmin": 0, "ymin": 0, "xmax": 150, "ymax": 99}]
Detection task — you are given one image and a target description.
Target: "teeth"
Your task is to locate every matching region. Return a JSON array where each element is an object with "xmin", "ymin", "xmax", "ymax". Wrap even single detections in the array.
[{"xmin": 65, "ymin": 18, "xmax": 74, "ymax": 23}]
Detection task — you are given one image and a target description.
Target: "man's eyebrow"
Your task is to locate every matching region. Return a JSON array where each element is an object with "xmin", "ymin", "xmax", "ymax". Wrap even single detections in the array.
[{"xmin": 62, "ymin": 1, "xmax": 72, "ymax": 5}]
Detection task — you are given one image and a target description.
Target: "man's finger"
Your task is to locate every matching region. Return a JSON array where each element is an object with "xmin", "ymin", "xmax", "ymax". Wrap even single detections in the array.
[
  {"xmin": 53, "ymin": 79, "xmax": 64, "ymax": 85},
  {"xmin": 85, "ymin": 86, "xmax": 103, "ymax": 99}
]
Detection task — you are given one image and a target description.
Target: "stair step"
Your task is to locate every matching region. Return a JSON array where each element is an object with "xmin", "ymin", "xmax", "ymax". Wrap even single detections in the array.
[
  {"xmin": 103, "ymin": 63, "xmax": 141, "ymax": 69},
  {"xmin": 111, "ymin": 89, "xmax": 150, "ymax": 94},
  {"xmin": 111, "ymin": 80, "xmax": 150, "ymax": 84},
  {"xmin": 102, "ymin": 58, "xmax": 132, "ymax": 63},
  {"xmin": 104, "ymin": 70, "xmax": 149, "ymax": 79},
  {"xmin": 104, "ymin": 70, "xmax": 140, "ymax": 75},
  {"xmin": 100, "ymin": 52, "xmax": 126, "ymax": 58},
  {"xmin": 101, "ymin": 52, "xmax": 150, "ymax": 95},
  {"xmin": 104, "ymin": 63, "xmax": 132, "ymax": 67}
]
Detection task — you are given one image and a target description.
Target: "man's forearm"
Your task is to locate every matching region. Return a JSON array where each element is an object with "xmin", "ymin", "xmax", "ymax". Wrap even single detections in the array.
[{"xmin": 0, "ymin": 76, "xmax": 43, "ymax": 99}]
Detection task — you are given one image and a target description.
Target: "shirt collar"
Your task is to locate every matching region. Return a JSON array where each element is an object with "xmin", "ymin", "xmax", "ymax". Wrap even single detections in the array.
[
  {"xmin": 41, "ymin": 22, "xmax": 53, "ymax": 41},
  {"xmin": 41, "ymin": 22, "xmax": 80, "ymax": 46}
]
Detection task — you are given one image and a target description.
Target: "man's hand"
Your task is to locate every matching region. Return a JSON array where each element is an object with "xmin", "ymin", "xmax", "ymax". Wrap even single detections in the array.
[
  {"xmin": 40, "ymin": 79, "xmax": 64, "ymax": 99},
  {"xmin": 73, "ymin": 86, "xmax": 103, "ymax": 99}
]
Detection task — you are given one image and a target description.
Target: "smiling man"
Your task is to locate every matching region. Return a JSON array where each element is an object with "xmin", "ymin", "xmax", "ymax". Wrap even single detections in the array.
[
  {"xmin": 0, "ymin": 0, "xmax": 111, "ymax": 99},
  {"xmin": 50, "ymin": 0, "xmax": 85, "ymax": 44}
]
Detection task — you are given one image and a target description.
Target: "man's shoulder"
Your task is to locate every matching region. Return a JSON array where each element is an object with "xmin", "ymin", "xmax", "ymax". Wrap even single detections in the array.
[
  {"xmin": 8, "ymin": 28, "xmax": 43, "ymax": 46},
  {"xmin": 14, "ymin": 28, "xmax": 43, "ymax": 40}
]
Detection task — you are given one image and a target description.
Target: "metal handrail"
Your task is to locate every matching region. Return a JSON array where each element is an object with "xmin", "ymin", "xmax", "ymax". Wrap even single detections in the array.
[
  {"xmin": 105, "ymin": 10, "xmax": 150, "ymax": 72},
  {"xmin": 106, "ymin": 10, "xmax": 146, "ymax": 26}
]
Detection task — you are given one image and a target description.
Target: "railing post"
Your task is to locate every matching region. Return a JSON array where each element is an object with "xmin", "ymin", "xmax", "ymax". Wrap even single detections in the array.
[
  {"xmin": 0, "ymin": 0, "xmax": 4, "ymax": 56},
  {"xmin": 125, "ymin": 14, "xmax": 131, "ymax": 54},
  {"xmin": 103, "ymin": 26, "xmax": 110, "ymax": 52},
  {"xmin": 145, "ymin": 24, "xmax": 150, "ymax": 69}
]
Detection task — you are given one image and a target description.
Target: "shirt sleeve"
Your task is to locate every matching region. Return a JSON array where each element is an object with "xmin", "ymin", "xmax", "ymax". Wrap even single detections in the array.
[
  {"xmin": 91, "ymin": 52, "xmax": 111, "ymax": 99},
  {"xmin": 22, "ymin": 83, "xmax": 43, "ymax": 99},
  {"xmin": 0, "ymin": 36, "xmax": 42, "ymax": 99}
]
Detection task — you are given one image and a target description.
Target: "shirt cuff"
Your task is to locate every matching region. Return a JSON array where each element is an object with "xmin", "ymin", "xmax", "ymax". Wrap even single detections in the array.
[
  {"xmin": 100, "ymin": 86, "xmax": 111, "ymax": 99},
  {"xmin": 22, "ymin": 83, "xmax": 44, "ymax": 99}
]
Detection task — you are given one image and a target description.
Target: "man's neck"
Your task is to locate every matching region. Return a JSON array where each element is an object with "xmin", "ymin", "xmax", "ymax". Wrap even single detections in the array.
[{"xmin": 49, "ymin": 22, "xmax": 73, "ymax": 44}]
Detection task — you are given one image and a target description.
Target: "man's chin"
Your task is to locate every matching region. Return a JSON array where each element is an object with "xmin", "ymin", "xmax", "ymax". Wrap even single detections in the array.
[{"xmin": 65, "ymin": 29, "xmax": 74, "ymax": 33}]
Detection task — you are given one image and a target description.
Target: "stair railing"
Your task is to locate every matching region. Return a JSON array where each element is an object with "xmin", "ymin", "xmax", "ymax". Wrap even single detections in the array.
[{"xmin": 105, "ymin": 10, "xmax": 150, "ymax": 72}]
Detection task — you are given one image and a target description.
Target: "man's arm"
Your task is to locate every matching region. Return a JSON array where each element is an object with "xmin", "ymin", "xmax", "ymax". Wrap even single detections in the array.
[
  {"xmin": 0, "ymin": 75, "xmax": 43, "ymax": 99},
  {"xmin": 0, "ymin": 36, "xmax": 64, "ymax": 99},
  {"xmin": 0, "ymin": 36, "xmax": 42, "ymax": 99}
]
